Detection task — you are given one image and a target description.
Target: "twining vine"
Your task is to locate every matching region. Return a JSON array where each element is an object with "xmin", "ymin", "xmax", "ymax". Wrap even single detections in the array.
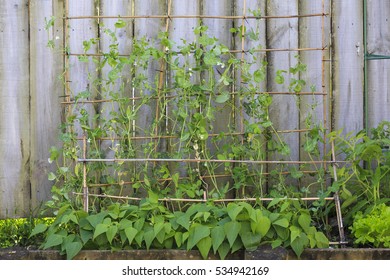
[{"xmin": 39, "ymin": 16, "xmax": 344, "ymax": 259}]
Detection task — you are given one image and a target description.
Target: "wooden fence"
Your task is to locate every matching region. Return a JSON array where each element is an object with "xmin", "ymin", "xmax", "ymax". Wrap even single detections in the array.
[{"xmin": 0, "ymin": 0, "xmax": 388, "ymax": 218}]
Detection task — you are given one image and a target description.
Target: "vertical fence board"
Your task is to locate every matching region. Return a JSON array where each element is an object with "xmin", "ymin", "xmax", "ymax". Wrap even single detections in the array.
[
  {"xmin": 29, "ymin": 0, "xmax": 64, "ymax": 212},
  {"xmin": 235, "ymin": 0, "xmax": 267, "ymax": 92},
  {"xmin": 167, "ymin": 0, "xmax": 200, "ymax": 178},
  {"xmin": 0, "ymin": 0, "xmax": 30, "ymax": 218},
  {"xmin": 234, "ymin": 0, "xmax": 267, "ymax": 196},
  {"xmin": 366, "ymin": 1, "xmax": 390, "ymax": 129},
  {"xmin": 202, "ymin": 0, "xmax": 233, "ymax": 135},
  {"xmin": 201, "ymin": 0, "xmax": 233, "ymax": 192},
  {"xmin": 332, "ymin": 0, "xmax": 364, "ymax": 133},
  {"xmin": 65, "ymin": 0, "xmax": 98, "ymax": 210},
  {"xmin": 133, "ymin": 0, "xmax": 166, "ymax": 140},
  {"xmin": 299, "ymin": 1, "xmax": 324, "ymax": 141},
  {"xmin": 266, "ymin": 0, "xmax": 299, "ymax": 187},
  {"xmin": 133, "ymin": 0, "xmax": 166, "ymax": 190},
  {"xmin": 298, "ymin": 1, "xmax": 326, "ymax": 191},
  {"xmin": 267, "ymin": 0, "xmax": 299, "ymax": 148},
  {"xmin": 99, "ymin": 1, "xmax": 132, "ymax": 194},
  {"xmin": 67, "ymin": 0, "xmax": 99, "ymax": 134},
  {"xmin": 170, "ymin": 0, "xmax": 199, "ymax": 41}
]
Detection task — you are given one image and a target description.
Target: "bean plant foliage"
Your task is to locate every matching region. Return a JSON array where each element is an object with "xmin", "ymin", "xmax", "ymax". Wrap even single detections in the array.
[
  {"xmin": 329, "ymin": 121, "xmax": 390, "ymax": 246},
  {"xmin": 31, "ymin": 199, "xmax": 329, "ymax": 260},
  {"xmin": 35, "ymin": 17, "xmax": 338, "ymax": 259}
]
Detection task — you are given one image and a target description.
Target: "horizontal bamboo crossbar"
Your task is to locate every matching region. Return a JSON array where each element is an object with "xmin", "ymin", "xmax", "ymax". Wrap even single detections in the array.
[
  {"xmin": 88, "ymin": 170, "xmax": 328, "ymax": 188},
  {"xmin": 61, "ymin": 91, "xmax": 327, "ymax": 105},
  {"xmin": 72, "ymin": 192, "xmax": 335, "ymax": 203},
  {"xmin": 77, "ymin": 158, "xmax": 345, "ymax": 165},
  {"xmin": 65, "ymin": 13, "xmax": 329, "ymax": 20},
  {"xmin": 65, "ymin": 47, "xmax": 326, "ymax": 58},
  {"xmin": 73, "ymin": 128, "xmax": 326, "ymax": 142}
]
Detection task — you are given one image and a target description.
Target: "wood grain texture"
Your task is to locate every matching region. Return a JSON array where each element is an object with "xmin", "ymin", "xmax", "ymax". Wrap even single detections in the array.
[
  {"xmin": 133, "ymin": 0, "xmax": 166, "ymax": 142},
  {"xmin": 29, "ymin": 0, "xmax": 64, "ymax": 213},
  {"xmin": 234, "ymin": 0, "xmax": 267, "ymax": 196},
  {"xmin": 235, "ymin": 0, "xmax": 267, "ymax": 121},
  {"xmin": 202, "ymin": 0, "xmax": 233, "ymax": 191},
  {"xmin": 0, "ymin": 0, "xmax": 30, "ymax": 218},
  {"xmin": 366, "ymin": 0, "xmax": 390, "ymax": 129},
  {"xmin": 266, "ymin": 0, "xmax": 299, "ymax": 188},
  {"xmin": 332, "ymin": 0, "xmax": 364, "ymax": 133},
  {"xmin": 167, "ymin": 0, "xmax": 200, "ymax": 177},
  {"xmin": 67, "ymin": 0, "xmax": 99, "ymax": 135},
  {"xmin": 99, "ymin": 1, "xmax": 132, "ymax": 159},
  {"xmin": 298, "ymin": 0, "xmax": 327, "ymax": 191},
  {"xmin": 267, "ymin": 0, "xmax": 299, "ymax": 155}
]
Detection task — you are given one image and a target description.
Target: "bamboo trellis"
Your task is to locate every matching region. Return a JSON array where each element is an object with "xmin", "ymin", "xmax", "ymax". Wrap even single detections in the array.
[{"xmin": 62, "ymin": 0, "xmax": 345, "ymax": 243}]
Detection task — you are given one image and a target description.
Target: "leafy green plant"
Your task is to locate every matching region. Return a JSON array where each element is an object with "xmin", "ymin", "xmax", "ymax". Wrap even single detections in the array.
[
  {"xmin": 328, "ymin": 122, "xmax": 390, "ymax": 225},
  {"xmin": 32, "ymin": 199, "xmax": 328, "ymax": 259},
  {"xmin": 350, "ymin": 203, "xmax": 390, "ymax": 248},
  {"xmin": 44, "ymin": 18, "xmax": 328, "ymax": 208},
  {"xmin": 0, "ymin": 217, "xmax": 54, "ymax": 248},
  {"xmin": 38, "ymin": 16, "xmax": 337, "ymax": 259}
]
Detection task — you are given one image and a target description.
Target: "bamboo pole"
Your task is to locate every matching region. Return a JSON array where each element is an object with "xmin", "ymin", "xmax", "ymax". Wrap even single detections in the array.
[
  {"xmin": 82, "ymin": 134, "xmax": 89, "ymax": 212},
  {"xmin": 322, "ymin": 0, "xmax": 328, "ymax": 171},
  {"xmin": 331, "ymin": 140, "xmax": 346, "ymax": 244},
  {"xmin": 77, "ymin": 157, "xmax": 347, "ymax": 165},
  {"xmin": 65, "ymin": 47, "xmax": 326, "ymax": 58},
  {"xmin": 154, "ymin": 0, "xmax": 172, "ymax": 158},
  {"xmin": 72, "ymin": 128, "xmax": 328, "ymax": 142},
  {"xmin": 60, "ymin": 90, "xmax": 327, "ymax": 105},
  {"xmin": 64, "ymin": 0, "xmax": 70, "ymax": 105},
  {"xmin": 72, "ymin": 192, "xmax": 335, "ymax": 203},
  {"xmin": 64, "ymin": 13, "xmax": 329, "ymax": 20},
  {"xmin": 88, "ymin": 169, "xmax": 329, "ymax": 188},
  {"xmin": 239, "ymin": 0, "xmax": 247, "ymax": 145},
  {"xmin": 63, "ymin": 0, "xmax": 72, "ymax": 130}
]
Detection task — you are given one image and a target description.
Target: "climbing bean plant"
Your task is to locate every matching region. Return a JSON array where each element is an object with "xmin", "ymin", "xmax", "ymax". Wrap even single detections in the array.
[
  {"xmin": 47, "ymin": 21, "xmax": 326, "ymax": 207},
  {"xmin": 41, "ymin": 18, "xmax": 333, "ymax": 258}
]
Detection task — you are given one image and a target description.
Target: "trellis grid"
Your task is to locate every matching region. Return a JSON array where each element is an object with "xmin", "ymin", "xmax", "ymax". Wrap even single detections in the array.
[{"xmin": 60, "ymin": 0, "xmax": 345, "ymax": 244}]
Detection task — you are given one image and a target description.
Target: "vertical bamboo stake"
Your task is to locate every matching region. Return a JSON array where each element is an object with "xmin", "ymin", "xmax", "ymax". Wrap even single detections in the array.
[
  {"xmin": 154, "ymin": 0, "xmax": 172, "ymax": 156},
  {"xmin": 331, "ymin": 140, "xmax": 345, "ymax": 244},
  {"xmin": 321, "ymin": 0, "xmax": 328, "ymax": 170},
  {"xmin": 238, "ymin": 0, "xmax": 247, "ymax": 197},
  {"xmin": 239, "ymin": 0, "xmax": 246, "ymax": 145},
  {"xmin": 325, "ymin": 0, "xmax": 344, "ymax": 245},
  {"xmin": 83, "ymin": 134, "xmax": 89, "ymax": 212},
  {"xmin": 64, "ymin": 0, "xmax": 71, "ymax": 116}
]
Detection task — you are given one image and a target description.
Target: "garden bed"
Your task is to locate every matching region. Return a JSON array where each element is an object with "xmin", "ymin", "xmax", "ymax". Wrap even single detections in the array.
[{"xmin": 1, "ymin": 247, "xmax": 389, "ymax": 260}]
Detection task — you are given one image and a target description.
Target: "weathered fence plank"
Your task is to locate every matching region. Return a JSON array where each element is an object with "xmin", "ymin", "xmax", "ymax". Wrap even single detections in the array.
[
  {"xmin": 332, "ymin": 0, "xmax": 364, "ymax": 133},
  {"xmin": 67, "ymin": 0, "xmax": 99, "ymax": 134},
  {"xmin": 167, "ymin": 0, "xmax": 200, "ymax": 178},
  {"xmin": 266, "ymin": 0, "xmax": 299, "ymax": 188},
  {"xmin": 133, "ymin": 0, "xmax": 166, "ymax": 191},
  {"xmin": 366, "ymin": 1, "xmax": 390, "ymax": 129},
  {"xmin": 201, "ymin": 0, "xmax": 234, "ymax": 192},
  {"xmin": 234, "ymin": 0, "xmax": 267, "ymax": 196},
  {"xmin": 133, "ymin": 0, "xmax": 166, "ymax": 142},
  {"xmin": 235, "ymin": 0, "xmax": 267, "ymax": 92},
  {"xmin": 29, "ymin": 0, "xmax": 64, "ymax": 212},
  {"xmin": 0, "ymin": 0, "xmax": 30, "ymax": 218},
  {"xmin": 298, "ymin": 0, "xmax": 328, "ymax": 190},
  {"xmin": 99, "ymin": 0, "xmax": 133, "ymax": 187}
]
